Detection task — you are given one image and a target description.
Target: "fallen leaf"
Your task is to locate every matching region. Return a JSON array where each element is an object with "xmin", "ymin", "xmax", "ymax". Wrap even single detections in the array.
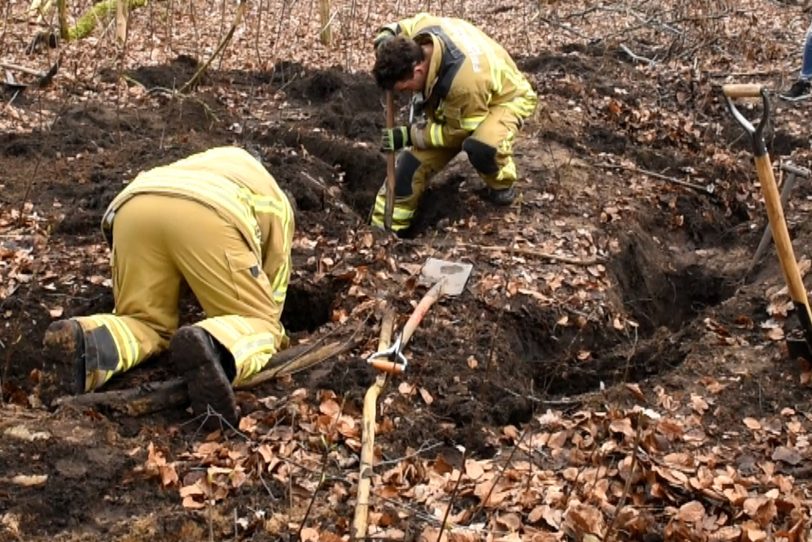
[
  {"xmin": 182, "ymin": 496, "xmax": 205, "ymax": 509},
  {"xmin": 676, "ymin": 500, "xmax": 705, "ymax": 523},
  {"xmin": 10, "ymin": 474, "xmax": 47, "ymax": 486},
  {"xmin": 771, "ymin": 446, "xmax": 803, "ymax": 466},
  {"xmin": 398, "ymin": 382, "xmax": 415, "ymax": 395},
  {"xmin": 743, "ymin": 418, "xmax": 761, "ymax": 430},
  {"xmin": 625, "ymin": 383, "xmax": 645, "ymax": 401}
]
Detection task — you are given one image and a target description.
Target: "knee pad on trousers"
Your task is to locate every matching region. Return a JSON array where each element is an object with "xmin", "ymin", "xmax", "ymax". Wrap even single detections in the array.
[
  {"xmin": 395, "ymin": 151, "xmax": 422, "ymax": 197},
  {"xmin": 462, "ymin": 138, "xmax": 499, "ymax": 175}
]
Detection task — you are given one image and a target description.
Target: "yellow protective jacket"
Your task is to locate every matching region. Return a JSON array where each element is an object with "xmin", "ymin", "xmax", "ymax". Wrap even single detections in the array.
[
  {"xmin": 382, "ymin": 13, "xmax": 537, "ymax": 149},
  {"xmin": 101, "ymin": 146, "xmax": 294, "ymax": 308}
]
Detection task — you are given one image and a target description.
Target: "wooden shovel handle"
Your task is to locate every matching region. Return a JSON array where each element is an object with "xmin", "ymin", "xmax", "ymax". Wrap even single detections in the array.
[
  {"xmin": 722, "ymin": 84, "xmax": 763, "ymax": 98},
  {"xmin": 383, "ymin": 91, "xmax": 396, "ymax": 231},
  {"xmin": 754, "ymin": 154, "xmax": 812, "ymax": 348}
]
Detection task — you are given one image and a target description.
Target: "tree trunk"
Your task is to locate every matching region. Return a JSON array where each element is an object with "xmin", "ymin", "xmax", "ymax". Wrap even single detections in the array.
[
  {"xmin": 318, "ymin": 0, "xmax": 332, "ymax": 47},
  {"xmin": 115, "ymin": 0, "xmax": 128, "ymax": 46},
  {"xmin": 66, "ymin": 0, "xmax": 147, "ymax": 42},
  {"xmin": 56, "ymin": 0, "xmax": 68, "ymax": 40}
]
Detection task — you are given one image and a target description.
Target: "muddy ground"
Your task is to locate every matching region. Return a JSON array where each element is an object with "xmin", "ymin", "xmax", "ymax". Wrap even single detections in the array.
[{"xmin": 3, "ymin": 2, "xmax": 812, "ymax": 541}]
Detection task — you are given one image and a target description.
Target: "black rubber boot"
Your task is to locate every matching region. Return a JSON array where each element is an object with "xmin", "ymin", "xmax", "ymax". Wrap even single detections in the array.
[
  {"xmin": 780, "ymin": 79, "xmax": 812, "ymax": 100},
  {"xmin": 43, "ymin": 319, "xmax": 86, "ymax": 394},
  {"xmin": 170, "ymin": 326, "xmax": 239, "ymax": 429},
  {"xmin": 488, "ymin": 186, "xmax": 516, "ymax": 206}
]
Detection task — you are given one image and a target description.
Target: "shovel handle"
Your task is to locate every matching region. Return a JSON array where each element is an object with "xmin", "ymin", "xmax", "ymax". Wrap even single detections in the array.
[
  {"xmin": 383, "ymin": 91, "xmax": 396, "ymax": 231},
  {"xmin": 721, "ymin": 84, "xmax": 763, "ymax": 98},
  {"xmin": 369, "ymin": 359, "xmax": 405, "ymax": 374},
  {"xmin": 754, "ymin": 154, "xmax": 812, "ymax": 347},
  {"xmin": 400, "ymin": 278, "xmax": 445, "ymax": 348},
  {"xmin": 722, "ymin": 83, "xmax": 770, "ymax": 155}
]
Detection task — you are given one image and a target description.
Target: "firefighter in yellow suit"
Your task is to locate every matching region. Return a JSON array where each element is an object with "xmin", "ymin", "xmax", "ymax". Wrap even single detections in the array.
[
  {"xmin": 370, "ymin": 13, "xmax": 538, "ymax": 232},
  {"xmin": 43, "ymin": 147, "xmax": 294, "ymax": 427}
]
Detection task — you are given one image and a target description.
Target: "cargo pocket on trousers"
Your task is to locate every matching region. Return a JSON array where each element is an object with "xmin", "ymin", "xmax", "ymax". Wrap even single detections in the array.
[{"xmin": 226, "ymin": 251, "xmax": 269, "ymax": 302}]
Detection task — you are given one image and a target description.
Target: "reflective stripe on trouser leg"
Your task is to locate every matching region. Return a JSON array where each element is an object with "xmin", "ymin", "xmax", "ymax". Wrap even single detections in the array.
[
  {"xmin": 196, "ymin": 316, "xmax": 281, "ymax": 384},
  {"xmin": 370, "ymin": 148, "xmax": 459, "ymax": 231},
  {"xmin": 73, "ymin": 314, "xmax": 157, "ymax": 391},
  {"xmin": 467, "ymin": 106, "xmax": 525, "ymax": 190}
]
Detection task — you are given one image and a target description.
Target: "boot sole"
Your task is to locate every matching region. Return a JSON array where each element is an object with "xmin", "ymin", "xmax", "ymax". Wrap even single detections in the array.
[
  {"xmin": 43, "ymin": 320, "xmax": 85, "ymax": 394},
  {"xmin": 170, "ymin": 328, "xmax": 239, "ymax": 429}
]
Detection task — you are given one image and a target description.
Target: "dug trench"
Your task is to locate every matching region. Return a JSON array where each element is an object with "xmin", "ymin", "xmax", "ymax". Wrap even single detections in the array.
[
  {"xmin": 2, "ymin": 59, "xmax": 750, "ymax": 439},
  {"xmin": 0, "ymin": 58, "xmax": 776, "ymax": 536}
]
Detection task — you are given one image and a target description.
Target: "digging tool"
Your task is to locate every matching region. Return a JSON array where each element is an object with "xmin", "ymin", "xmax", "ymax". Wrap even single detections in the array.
[
  {"xmin": 366, "ymin": 257, "xmax": 473, "ymax": 373},
  {"xmin": 352, "ymin": 306, "xmax": 395, "ymax": 540},
  {"xmin": 383, "ymin": 90, "xmax": 396, "ymax": 231},
  {"xmin": 723, "ymin": 83, "xmax": 812, "ymax": 360},
  {"xmin": 745, "ymin": 163, "xmax": 811, "ymax": 281}
]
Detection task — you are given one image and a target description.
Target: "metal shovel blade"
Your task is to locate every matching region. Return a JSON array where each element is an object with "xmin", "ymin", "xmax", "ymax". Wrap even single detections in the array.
[{"xmin": 420, "ymin": 257, "xmax": 473, "ymax": 296}]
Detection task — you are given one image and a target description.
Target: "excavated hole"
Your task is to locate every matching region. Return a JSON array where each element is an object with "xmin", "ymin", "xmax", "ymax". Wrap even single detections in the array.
[
  {"xmin": 258, "ymin": 128, "xmax": 383, "ymax": 217},
  {"xmin": 502, "ymin": 228, "xmax": 734, "ymax": 399},
  {"xmin": 281, "ymin": 278, "xmax": 346, "ymax": 333}
]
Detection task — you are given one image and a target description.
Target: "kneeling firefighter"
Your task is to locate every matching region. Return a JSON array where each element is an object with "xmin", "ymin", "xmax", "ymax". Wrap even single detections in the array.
[
  {"xmin": 370, "ymin": 12, "xmax": 538, "ymax": 232},
  {"xmin": 43, "ymin": 146, "xmax": 295, "ymax": 427}
]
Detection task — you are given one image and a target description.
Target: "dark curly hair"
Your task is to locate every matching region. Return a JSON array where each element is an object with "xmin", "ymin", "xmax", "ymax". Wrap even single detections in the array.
[{"xmin": 372, "ymin": 36, "xmax": 424, "ymax": 90}]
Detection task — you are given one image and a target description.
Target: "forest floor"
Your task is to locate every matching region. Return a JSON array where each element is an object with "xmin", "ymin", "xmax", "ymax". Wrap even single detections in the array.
[{"xmin": 2, "ymin": 1, "xmax": 812, "ymax": 541}]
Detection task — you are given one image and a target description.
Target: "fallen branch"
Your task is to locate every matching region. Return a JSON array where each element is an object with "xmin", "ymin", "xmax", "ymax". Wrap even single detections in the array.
[
  {"xmin": 0, "ymin": 61, "xmax": 58, "ymax": 87},
  {"xmin": 239, "ymin": 336, "xmax": 356, "ymax": 388},
  {"xmin": 593, "ymin": 161, "xmax": 716, "ymax": 195},
  {"xmin": 0, "ymin": 62, "xmax": 46, "ymax": 77},
  {"xmin": 54, "ymin": 337, "xmax": 358, "ymax": 416},
  {"xmin": 400, "ymin": 238, "xmax": 604, "ymax": 266}
]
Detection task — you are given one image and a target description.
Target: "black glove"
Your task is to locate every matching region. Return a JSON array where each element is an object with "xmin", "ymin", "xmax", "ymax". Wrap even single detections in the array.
[
  {"xmin": 381, "ymin": 126, "xmax": 411, "ymax": 151},
  {"xmin": 373, "ymin": 29, "xmax": 395, "ymax": 53}
]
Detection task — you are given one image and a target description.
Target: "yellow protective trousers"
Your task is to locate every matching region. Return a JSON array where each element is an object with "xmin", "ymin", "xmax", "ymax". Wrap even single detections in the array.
[
  {"xmin": 73, "ymin": 194, "xmax": 292, "ymax": 391},
  {"xmin": 371, "ymin": 104, "xmax": 533, "ymax": 231}
]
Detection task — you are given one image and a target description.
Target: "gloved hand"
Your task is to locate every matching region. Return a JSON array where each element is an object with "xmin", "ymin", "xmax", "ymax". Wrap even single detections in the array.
[
  {"xmin": 381, "ymin": 126, "xmax": 411, "ymax": 152},
  {"xmin": 373, "ymin": 29, "xmax": 395, "ymax": 53}
]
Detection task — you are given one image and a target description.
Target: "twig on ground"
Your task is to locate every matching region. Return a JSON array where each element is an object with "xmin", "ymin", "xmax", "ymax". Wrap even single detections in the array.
[
  {"xmin": 619, "ymin": 43, "xmax": 656, "ymax": 65},
  {"xmin": 593, "ymin": 161, "xmax": 716, "ymax": 195},
  {"xmin": 436, "ymin": 448, "xmax": 467, "ymax": 542},
  {"xmin": 298, "ymin": 395, "xmax": 346, "ymax": 540},
  {"xmin": 470, "ymin": 427, "xmax": 528, "ymax": 522},
  {"xmin": 399, "ymin": 238, "xmax": 603, "ymax": 266},
  {"xmin": 376, "ymin": 440, "xmax": 443, "ymax": 466},
  {"xmin": 604, "ymin": 411, "xmax": 644, "ymax": 542}
]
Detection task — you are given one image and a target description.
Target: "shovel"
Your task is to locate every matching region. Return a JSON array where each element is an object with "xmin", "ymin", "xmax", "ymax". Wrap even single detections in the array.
[
  {"xmin": 367, "ymin": 257, "xmax": 473, "ymax": 373},
  {"xmin": 723, "ymin": 83, "xmax": 812, "ymax": 361}
]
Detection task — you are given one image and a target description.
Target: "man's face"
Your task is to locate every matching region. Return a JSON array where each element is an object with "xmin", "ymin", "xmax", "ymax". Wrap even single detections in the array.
[{"xmin": 394, "ymin": 64, "xmax": 425, "ymax": 93}]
